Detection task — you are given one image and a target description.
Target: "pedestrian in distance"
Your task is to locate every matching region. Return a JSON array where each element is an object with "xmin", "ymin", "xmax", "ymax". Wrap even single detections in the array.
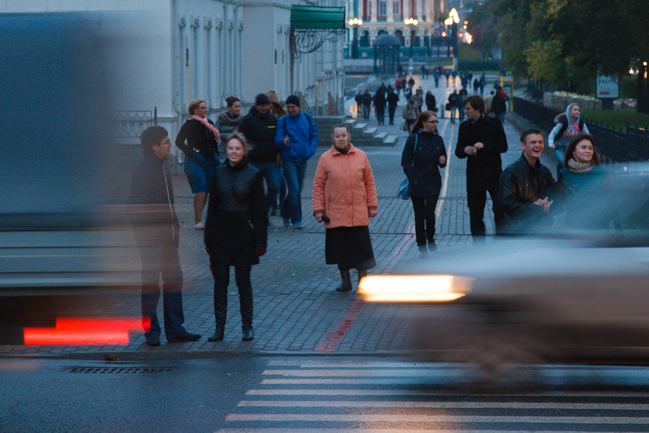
[
  {"xmin": 395, "ymin": 77, "xmax": 402, "ymax": 96},
  {"xmin": 401, "ymin": 111, "xmax": 447, "ymax": 259},
  {"xmin": 455, "ymin": 95, "xmax": 508, "ymax": 242},
  {"xmin": 557, "ymin": 134, "xmax": 607, "ymax": 227},
  {"xmin": 548, "ymin": 103, "xmax": 590, "ymax": 178},
  {"xmin": 354, "ymin": 92, "xmax": 363, "ymax": 117},
  {"xmin": 403, "ymin": 96, "xmax": 419, "ymax": 133},
  {"xmin": 175, "ymin": 99, "xmax": 220, "ymax": 230},
  {"xmin": 267, "ymin": 90, "xmax": 288, "ymax": 216},
  {"xmin": 404, "ymin": 86, "xmax": 412, "ymax": 101},
  {"xmin": 457, "ymin": 90, "xmax": 466, "ymax": 123},
  {"xmin": 473, "ymin": 78, "xmax": 480, "ymax": 94},
  {"xmin": 479, "ymin": 75, "xmax": 486, "ymax": 94},
  {"xmin": 361, "ymin": 90, "xmax": 372, "ymax": 120},
  {"xmin": 373, "ymin": 88, "xmax": 387, "ymax": 125},
  {"xmin": 425, "ymin": 90, "xmax": 437, "ymax": 113},
  {"xmin": 500, "ymin": 129, "xmax": 557, "ymax": 234},
  {"xmin": 485, "ymin": 90, "xmax": 495, "ymax": 117},
  {"xmin": 312, "ymin": 124, "xmax": 378, "ymax": 292},
  {"xmin": 491, "ymin": 88, "xmax": 507, "ymax": 124},
  {"xmin": 238, "ymin": 93, "xmax": 280, "ymax": 215},
  {"xmin": 414, "ymin": 87, "xmax": 424, "ymax": 115},
  {"xmin": 274, "ymin": 95, "xmax": 319, "ymax": 229},
  {"xmin": 387, "ymin": 87, "xmax": 399, "ymax": 125},
  {"xmin": 217, "ymin": 96, "xmax": 242, "ymax": 155},
  {"xmin": 447, "ymin": 90, "xmax": 459, "ymax": 124},
  {"xmin": 433, "ymin": 70, "xmax": 440, "ymax": 88},
  {"xmin": 205, "ymin": 132, "xmax": 268, "ymax": 342},
  {"xmin": 128, "ymin": 126, "xmax": 201, "ymax": 346},
  {"xmin": 408, "ymin": 76, "xmax": 415, "ymax": 89}
]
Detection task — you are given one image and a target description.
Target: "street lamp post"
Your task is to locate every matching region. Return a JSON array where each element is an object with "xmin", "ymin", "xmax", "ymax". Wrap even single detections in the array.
[
  {"xmin": 404, "ymin": 17, "xmax": 418, "ymax": 59},
  {"xmin": 348, "ymin": 18, "xmax": 363, "ymax": 59}
]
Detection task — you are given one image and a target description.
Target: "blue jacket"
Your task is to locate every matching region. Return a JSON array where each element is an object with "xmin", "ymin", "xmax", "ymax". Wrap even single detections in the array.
[{"xmin": 274, "ymin": 111, "xmax": 318, "ymax": 162}]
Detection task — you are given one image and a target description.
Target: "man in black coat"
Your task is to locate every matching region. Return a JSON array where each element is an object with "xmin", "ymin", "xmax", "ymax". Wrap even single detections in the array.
[
  {"xmin": 386, "ymin": 88, "xmax": 399, "ymax": 125},
  {"xmin": 361, "ymin": 90, "xmax": 372, "ymax": 120},
  {"xmin": 238, "ymin": 93, "xmax": 279, "ymax": 213},
  {"xmin": 500, "ymin": 129, "xmax": 557, "ymax": 234},
  {"xmin": 455, "ymin": 95, "xmax": 508, "ymax": 242},
  {"xmin": 373, "ymin": 89, "xmax": 387, "ymax": 125},
  {"xmin": 128, "ymin": 126, "xmax": 201, "ymax": 346}
]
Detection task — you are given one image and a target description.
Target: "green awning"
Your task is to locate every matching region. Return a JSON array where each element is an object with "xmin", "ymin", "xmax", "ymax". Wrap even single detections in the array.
[{"xmin": 290, "ymin": 6, "xmax": 345, "ymax": 30}]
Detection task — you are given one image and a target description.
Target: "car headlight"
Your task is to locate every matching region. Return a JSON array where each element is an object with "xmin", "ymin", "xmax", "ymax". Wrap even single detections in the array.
[{"xmin": 358, "ymin": 275, "xmax": 473, "ymax": 302}]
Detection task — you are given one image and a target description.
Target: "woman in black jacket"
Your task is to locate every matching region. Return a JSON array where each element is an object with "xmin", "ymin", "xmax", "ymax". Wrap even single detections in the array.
[
  {"xmin": 175, "ymin": 98, "xmax": 220, "ymax": 230},
  {"xmin": 425, "ymin": 90, "xmax": 437, "ymax": 113},
  {"xmin": 204, "ymin": 132, "xmax": 268, "ymax": 342},
  {"xmin": 401, "ymin": 111, "xmax": 447, "ymax": 259}
]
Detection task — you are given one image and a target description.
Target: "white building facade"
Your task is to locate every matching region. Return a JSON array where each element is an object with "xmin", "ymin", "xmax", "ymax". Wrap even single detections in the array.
[{"xmin": 2, "ymin": 0, "xmax": 344, "ymax": 147}]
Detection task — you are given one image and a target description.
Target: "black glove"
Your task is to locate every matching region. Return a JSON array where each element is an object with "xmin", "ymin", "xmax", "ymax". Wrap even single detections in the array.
[{"xmin": 255, "ymin": 246, "xmax": 267, "ymax": 258}]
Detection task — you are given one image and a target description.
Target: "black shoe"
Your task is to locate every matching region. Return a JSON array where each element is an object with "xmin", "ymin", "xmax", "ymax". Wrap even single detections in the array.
[
  {"xmin": 167, "ymin": 331, "xmax": 201, "ymax": 343},
  {"xmin": 208, "ymin": 326, "xmax": 225, "ymax": 342},
  {"xmin": 242, "ymin": 328, "xmax": 254, "ymax": 341},
  {"xmin": 145, "ymin": 334, "xmax": 160, "ymax": 346},
  {"xmin": 418, "ymin": 246, "xmax": 428, "ymax": 260},
  {"xmin": 336, "ymin": 269, "xmax": 352, "ymax": 292},
  {"xmin": 428, "ymin": 242, "xmax": 437, "ymax": 252}
]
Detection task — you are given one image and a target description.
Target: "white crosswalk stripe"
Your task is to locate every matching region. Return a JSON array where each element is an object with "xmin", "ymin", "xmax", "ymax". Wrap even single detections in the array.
[{"xmin": 218, "ymin": 360, "xmax": 649, "ymax": 432}]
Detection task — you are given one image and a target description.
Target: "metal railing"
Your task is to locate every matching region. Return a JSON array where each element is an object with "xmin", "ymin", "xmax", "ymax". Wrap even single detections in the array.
[
  {"xmin": 112, "ymin": 108, "xmax": 157, "ymax": 139},
  {"xmin": 513, "ymin": 97, "xmax": 649, "ymax": 162}
]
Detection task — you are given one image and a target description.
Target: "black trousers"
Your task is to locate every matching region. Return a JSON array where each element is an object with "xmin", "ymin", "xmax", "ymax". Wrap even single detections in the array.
[
  {"xmin": 411, "ymin": 195, "xmax": 439, "ymax": 247},
  {"xmin": 211, "ymin": 265, "xmax": 253, "ymax": 329},
  {"xmin": 467, "ymin": 187, "xmax": 505, "ymax": 241}
]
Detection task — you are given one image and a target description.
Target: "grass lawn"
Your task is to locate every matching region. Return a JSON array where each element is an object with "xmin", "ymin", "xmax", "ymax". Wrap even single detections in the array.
[
  {"xmin": 581, "ymin": 110, "xmax": 649, "ymax": 129},
  {"xmin": 458, "ymin": 44, "xmax": 482, "ymax": 61},
  {"xmin": 427, "ymin": 58, "xmax": 453, "ymax": 66}
]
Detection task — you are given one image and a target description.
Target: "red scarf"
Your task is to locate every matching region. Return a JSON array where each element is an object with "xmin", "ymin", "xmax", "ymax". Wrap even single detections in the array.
[{"xmin": 192, "ymin": 115, "xmax": 220, "ymax": 141}]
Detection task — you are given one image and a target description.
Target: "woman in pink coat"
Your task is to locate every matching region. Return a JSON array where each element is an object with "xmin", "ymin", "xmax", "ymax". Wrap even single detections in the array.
[{"xmin": 312, "ymin": 124, "xmax": 378, "ymax": 292}]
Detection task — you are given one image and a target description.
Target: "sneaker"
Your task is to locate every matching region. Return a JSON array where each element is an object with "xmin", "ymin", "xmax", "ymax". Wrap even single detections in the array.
[
  {"xmin": 193, "ymin": 222, "xmax": 205, "ymax": 230},
  {"xmin": 293, "ymin": 222, "xmax": 303, "ymax": 230},
  {"xmin": 283, "ymin": 219, "xmax": 291, "ymax": 227}
]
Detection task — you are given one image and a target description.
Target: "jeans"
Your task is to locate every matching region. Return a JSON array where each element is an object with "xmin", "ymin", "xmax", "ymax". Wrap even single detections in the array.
[
  {"xmin": 278, "ymin": 165, "xmax": 287, "ymax": 210},
  {"xmin": 211, "ymin": 265, "xmax": 253, "ymax": 329},
  {"xmin": 553, "ymin": 148, "xmax": 565, "ymax": 178},
  {"xmin": 411, "ymin": 195, "xmax": 439, "ymax": 247},
  {"xmin": 137, "ymin": 240, "xmax": 186, "ymax": 338},
  {"xmin": 376, "ymin": 110, "xmax": 385, "ymax": 125},
  {"xmin": 388, "ymin": 106, "xmax": 396, "ymax": 124},
  {"xmin": 362, "ymin": 104, "xmax": 371, "ymax": 120},
  {"xmin": 450, "ymin": 107, "xmax": 457, "ymax": 122},
  {"xmin": 467, "ymin": 187, "xmax": 505, "ymax": 242},
  {"xmin": 281, "ymin": 160, "xmax": 307, "ymax": 224},
  {"xmin": 250, "ymin": 161, "xmax": 281, "ymax": 213}
]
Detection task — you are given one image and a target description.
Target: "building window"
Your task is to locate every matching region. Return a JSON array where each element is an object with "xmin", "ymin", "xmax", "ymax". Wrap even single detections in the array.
[
  {"xmin": 392, "ymin": 1, "xmax": 400, "ymax": 14},
  {"xmin": 379, "ymin": 1, "xmax": 387, "ymax": 16},
  {"xmin": 368, "ymin": 1, "xmax": 372, "ymax": 17}
]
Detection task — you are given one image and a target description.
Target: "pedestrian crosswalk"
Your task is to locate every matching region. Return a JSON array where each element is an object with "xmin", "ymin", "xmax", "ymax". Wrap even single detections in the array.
[{"xmin": 216, "ymin": 360, "xmax": 649, "ymax": 432}]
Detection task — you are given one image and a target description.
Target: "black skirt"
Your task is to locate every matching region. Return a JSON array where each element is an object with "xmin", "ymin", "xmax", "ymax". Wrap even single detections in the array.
[{"xmin": 325, "ymin": 226, "xmax": 376, "ymax": 270}]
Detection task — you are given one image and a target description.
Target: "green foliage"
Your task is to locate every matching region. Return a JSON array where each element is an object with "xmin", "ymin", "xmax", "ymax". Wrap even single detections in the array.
[
  {"xmin": 581, "ymin": 110, "xmax": 649, "ymax": 128},
  {"xmin": 525, "ymin": 39, "xmax": 563, "ymax": 83},
  {"xmin": 458, "ymin": 44, "xmax": 482, "ymax": 61},
  {"xmin": 620, "ymin": 77, "xmax": 636, "ymax": 99}
]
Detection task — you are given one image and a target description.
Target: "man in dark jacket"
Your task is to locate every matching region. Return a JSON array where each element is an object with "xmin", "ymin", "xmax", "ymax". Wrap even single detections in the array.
[
  {"xmin": 386, "ymin": 88, "xmax": 399, "ymax": 125},
  {"xmin": 455, "ymin": 95, "xmax": 508, "ymax": 242},
  {"xmin": 500, "ymin": 129, "xmax": 557, "ymax": 234},
  {"xmin": 128, "ymin": 126, "xmax": 201, "ymax": 346},
  {"xmin": 492, "ymin": 88, "xmax": 507, "ymax": 123},
  {"xmin": 238, "ymin": 93, "xmax": 279, "ymax": 213},
  {"xmin": 361, "ymin": 90, "xmax": 372, "ymax": 120},
  {"xmin": 373, "ymin": 89, "xmax": 386, "ymax": 125}
]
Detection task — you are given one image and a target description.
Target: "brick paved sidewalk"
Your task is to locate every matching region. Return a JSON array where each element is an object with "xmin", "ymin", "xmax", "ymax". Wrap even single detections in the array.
[{"xmin": 0, "ymin": 76, "xmax": 555, "ymax": 358}]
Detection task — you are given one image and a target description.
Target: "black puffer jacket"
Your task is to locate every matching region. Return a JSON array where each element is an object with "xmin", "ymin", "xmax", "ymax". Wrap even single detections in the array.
[
  {"xmin": 127, "ymin": 154, "xmax": 179, "ymax": 246},
  {"xmin": 204, "ymin": 158, "xmax": 268, "ymax": 266},
  {"xmin": 175, "ymin": 118, "xmax": 218, "ymax": 159},
  {"xmin": 401, "ymin": 130, "xmax": 447, "ymax": 197},
  {"xmin": 455, "ymin": 114, "xmax": 508, "ymax": 192},
  {"xmin": 238, "ymin": 106, "xmax": 279, "ymax": 164},
  {"xmin": 499, "ymin": 153, "xmax": 557, "ymax": 233}
]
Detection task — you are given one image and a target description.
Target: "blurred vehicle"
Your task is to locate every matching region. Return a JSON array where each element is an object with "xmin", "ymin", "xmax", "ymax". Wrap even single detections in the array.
[
  {"xmin": 0, "ymin": 13, "xmax": 141, "ymax": 344},
  {"xmin": 360, "ymin": 162, "xmax": 649, "ymax": 372}
]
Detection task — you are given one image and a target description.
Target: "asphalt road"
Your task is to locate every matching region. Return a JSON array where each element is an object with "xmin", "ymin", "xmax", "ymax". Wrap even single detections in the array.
[{"xmin": 3, "ymin": 355, "xmax": 649, "ymax": 432}]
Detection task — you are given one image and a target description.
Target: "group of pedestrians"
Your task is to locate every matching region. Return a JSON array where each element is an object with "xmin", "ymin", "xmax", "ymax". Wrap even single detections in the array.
[
  {"xmin": 400, "ymin": 93, "xmax": 606, "ymax": 259},
  {"xmin": 129, "ymin": 93, "xmax": 318, "ymax": 346}
]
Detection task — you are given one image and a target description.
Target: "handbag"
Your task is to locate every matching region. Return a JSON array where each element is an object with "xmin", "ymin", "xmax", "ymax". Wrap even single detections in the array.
[
  {"xmin": 445, "ymin": 102, "xmax": 451, "ymax": 111},
  {"xmin": 397, "ymin": 134, "xmax": 418, "ymax": 200}
]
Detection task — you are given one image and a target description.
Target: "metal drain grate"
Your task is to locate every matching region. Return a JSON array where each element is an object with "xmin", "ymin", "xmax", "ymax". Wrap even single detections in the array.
[{"xmin": 68, "ymin": 367, "xmax": 175, "ymax": 374}]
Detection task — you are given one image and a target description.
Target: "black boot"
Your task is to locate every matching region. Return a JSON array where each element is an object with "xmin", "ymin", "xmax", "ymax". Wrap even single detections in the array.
[
  {"xmin": 336, "ymin": 269, "xmax": 352, "ymax": 292},
  {"xmin": 418, "ymin": 245, "xmax": 428, "ymax": 259},
  {"xmin": 357, "ymin": 269, "xmax": 368, "ymax": 291},
  {"xmin": 208, "ymin": 325, "xmax": 225, "ymax": 342},
  {"xmin": 242, "ymin": 327, "xmax": 254, "ymax": 341}
]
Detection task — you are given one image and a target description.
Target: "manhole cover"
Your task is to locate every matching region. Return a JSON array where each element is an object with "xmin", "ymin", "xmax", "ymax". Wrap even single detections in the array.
[{"xmin": 68, "ymin": 367, "xmax": 175, "ymax": 374}]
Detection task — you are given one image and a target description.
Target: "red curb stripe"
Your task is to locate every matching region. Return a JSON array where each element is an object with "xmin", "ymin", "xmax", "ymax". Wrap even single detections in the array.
[{"xmin": 314, "ymin": 299, "xmax": 366, "ymax": 353}]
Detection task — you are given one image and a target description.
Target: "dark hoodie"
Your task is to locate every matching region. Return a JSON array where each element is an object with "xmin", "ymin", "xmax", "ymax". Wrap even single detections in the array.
[{"xmin": 238, "ymin": 106, "xmax": 279, "ymax": 164}]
